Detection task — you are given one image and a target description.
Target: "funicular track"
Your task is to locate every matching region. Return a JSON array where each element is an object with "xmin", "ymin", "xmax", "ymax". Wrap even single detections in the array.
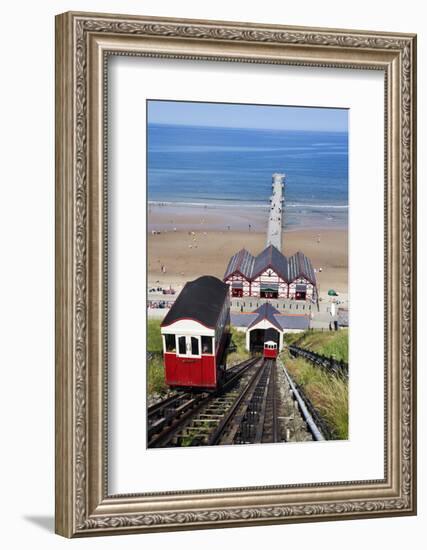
[
  {"xmin": 147, "ymin": 357, "xmax": 261, "ymax": 448},
  {"xmin": 209, "ymin": 359, "xmax": 321, "ymax": 445},
  {"xmin": 211, "ymin": 359, "xmax": 280, "ymax": 445},
  {"xmin": 148, "ymin": 357, "xmax": 326, "ymax": 448}
]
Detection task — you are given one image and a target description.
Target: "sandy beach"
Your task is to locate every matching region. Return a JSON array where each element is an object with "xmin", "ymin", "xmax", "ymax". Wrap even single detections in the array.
[{"xmin": 148, "ymin": 206, "xmax": 348, "ymax": 295}]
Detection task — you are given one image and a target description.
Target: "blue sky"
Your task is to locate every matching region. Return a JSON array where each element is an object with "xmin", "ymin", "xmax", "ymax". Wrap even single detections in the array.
[{"xmin": 147, "ymin": 100, "xmax": 348, "ymax": 132}]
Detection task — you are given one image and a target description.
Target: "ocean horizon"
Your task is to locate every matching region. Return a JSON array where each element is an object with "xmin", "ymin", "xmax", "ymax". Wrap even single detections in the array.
[{"xmin": 147, "ymin": 123, "xmax": 348, "ymax": 229}]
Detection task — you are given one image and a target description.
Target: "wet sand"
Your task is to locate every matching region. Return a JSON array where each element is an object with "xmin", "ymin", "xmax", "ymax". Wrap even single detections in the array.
[
  {"xmin": 148, "ymin": 203, "xmax": 269, "ymax": 233},
  {"xmin": 148, "ymin": 202, "xmax": 347, "ymax": 234}
]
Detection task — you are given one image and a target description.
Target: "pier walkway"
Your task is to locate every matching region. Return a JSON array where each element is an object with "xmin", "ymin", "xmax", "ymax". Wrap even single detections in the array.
[{"xmin": 266, "ymin": 173, "xmax": 285, "ymax": 252}]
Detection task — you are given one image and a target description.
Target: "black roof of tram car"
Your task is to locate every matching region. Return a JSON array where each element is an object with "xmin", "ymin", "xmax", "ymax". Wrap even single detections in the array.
[{"xmin": 161, "ymin": 276, "xmax": 229, "ymax": 329}]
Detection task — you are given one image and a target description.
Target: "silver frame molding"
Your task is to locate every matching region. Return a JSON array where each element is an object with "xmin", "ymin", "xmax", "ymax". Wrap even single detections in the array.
[{"xmin": 55, "ymin": 11, "xmax": 417, "ymax": 537}]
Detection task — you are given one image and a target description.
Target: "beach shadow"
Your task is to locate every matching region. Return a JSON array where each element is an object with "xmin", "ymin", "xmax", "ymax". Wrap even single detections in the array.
[{"xmin": 23, "ymin": 515, "xmax": 54, "ymax": 532}]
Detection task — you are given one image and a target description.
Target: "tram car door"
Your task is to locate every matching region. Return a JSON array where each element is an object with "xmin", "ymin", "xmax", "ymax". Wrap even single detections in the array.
[{"xmin": 176, "ymin": 334, "xmax": 202, "ymax": 386}]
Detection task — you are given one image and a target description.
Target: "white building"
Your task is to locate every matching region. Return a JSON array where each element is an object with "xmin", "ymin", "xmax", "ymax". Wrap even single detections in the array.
[{"xmin": 231, "ymin": 303, "xmax": 310, "ymax": 352}]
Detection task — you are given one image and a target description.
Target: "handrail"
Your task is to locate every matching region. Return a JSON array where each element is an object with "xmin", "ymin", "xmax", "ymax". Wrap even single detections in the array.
[{"xmin": 278, "ymin": 359, "xmax": 325, "ymax": 441}]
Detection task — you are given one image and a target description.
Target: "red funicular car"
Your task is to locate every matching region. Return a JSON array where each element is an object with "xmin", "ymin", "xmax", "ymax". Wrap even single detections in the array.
[
  {"xmin": 263, "ymin": 340, "xmax": 278, "ymax": 359},
  {"xmin": 161, "ymin": 276, "xmax": 230, "ymax": 390},
  {"xmin": 263, "ymin": 327, "xmax": 279, "ymax": 359}
]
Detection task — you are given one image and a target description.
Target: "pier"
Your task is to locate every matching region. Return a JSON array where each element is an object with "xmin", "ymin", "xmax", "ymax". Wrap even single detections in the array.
[{"xmin": 266, "ymin": 173, "xmax": 285, "ymax": 252}]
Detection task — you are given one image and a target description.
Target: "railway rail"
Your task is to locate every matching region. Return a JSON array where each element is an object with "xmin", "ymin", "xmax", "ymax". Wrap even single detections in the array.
[
  {"xmin": 147, "ymin": 357, "xmax": 260, "ymax": 448},
  {"xmin": 210, "ymin": 359, "xmax": 324, "ymax": 445},
  {"xmin": 148, "ymin": 356, "xmax": 326, "ymax": 448},
  {"xmin": 213, "ymin": 359, "xmax": 281, "ymax": 445}
]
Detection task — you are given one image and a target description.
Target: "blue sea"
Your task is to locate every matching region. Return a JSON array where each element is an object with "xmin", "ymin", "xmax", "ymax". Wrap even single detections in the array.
[{"xmin": 147, "ymin": 124, "xmax": 348, "ymax": 229}]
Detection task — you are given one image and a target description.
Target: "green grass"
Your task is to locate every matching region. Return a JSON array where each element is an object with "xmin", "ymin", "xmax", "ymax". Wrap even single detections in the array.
[
  {"xmin": 147, "ymin": 319, "xmax": 163, "ymax": 353},
  {"xmin": 147, "ymin": 353, "xmax": 168, "ymax": 396},
  {"xmin": 227, "ymin": 327, "xmax": 251, "ymax": 366},
  {"xmin": 284, "ymin": 329, "xmax": 348, "ymax": 362},
  {"xmin": 146, "ymin": 320, "xmax": 167, "ymax": 396},
  {"xmin": 282, "ymin": 350, "xmax": 348, "ymax": 440}
]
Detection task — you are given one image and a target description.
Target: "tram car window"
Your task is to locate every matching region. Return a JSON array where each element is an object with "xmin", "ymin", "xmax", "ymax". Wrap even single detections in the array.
[
  {"xmin": 164, "ymin": 334, "xmax": 176, "ymax": 352},
  {"xmin": 161, "ymin": 276, "xmax": 230, "ymax": 389},
  {"xmin": 202, "ymin": 336, "xmax": 213, "ymax": 354}
]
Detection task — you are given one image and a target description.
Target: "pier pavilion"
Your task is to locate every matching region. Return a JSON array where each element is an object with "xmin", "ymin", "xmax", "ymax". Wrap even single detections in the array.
[{"xmin": 223, "ymin": 245, "xmax": 317, "ymax": 303}]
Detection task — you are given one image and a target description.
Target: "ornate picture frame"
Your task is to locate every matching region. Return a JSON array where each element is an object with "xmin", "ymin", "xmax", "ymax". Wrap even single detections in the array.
[{"xmin": 55, "ymin": 11, "xmax": 417, "ymax": 537}]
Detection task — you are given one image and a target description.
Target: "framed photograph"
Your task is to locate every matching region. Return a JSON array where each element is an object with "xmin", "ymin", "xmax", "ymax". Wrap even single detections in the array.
[{"xmin": 55, "ymin": 11, "xmax": 417, "ymax": 537}]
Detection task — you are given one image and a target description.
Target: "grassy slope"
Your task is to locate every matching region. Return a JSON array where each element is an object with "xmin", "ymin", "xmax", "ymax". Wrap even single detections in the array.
[
  {"xmin": 147, "ymin": 319, "xmax": 168, "ymax": 395},
  {"xmin": 147, "ymin": 353, "xmax": 168, "ymax": 396},
  {"xmin": 227, "ymin": 327, "xmax": 251, "ymax": 366},
  {"xmin": 284, "ymin": 329, "xmax": 348, "ymax": 362},
  {"xmin": 147, "ymin": 319, "xmax": 163, "ymax": 353},
  {"xmin": 281, "ymin": 328, "xmax": 349, "ymax": 439},
  {"xmin": 283, "ymin": 350, "xmax": 348, "ymax": 439}
]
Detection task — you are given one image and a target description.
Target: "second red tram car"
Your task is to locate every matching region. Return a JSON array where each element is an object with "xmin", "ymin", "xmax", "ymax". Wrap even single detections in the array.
[
  {"xmin": 263, "ymin": 340, "xmax": 278, "ymax": 359},
  {"xmin": 160, "ymin": 276, "xmax": 230, "ymax": 390}
]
